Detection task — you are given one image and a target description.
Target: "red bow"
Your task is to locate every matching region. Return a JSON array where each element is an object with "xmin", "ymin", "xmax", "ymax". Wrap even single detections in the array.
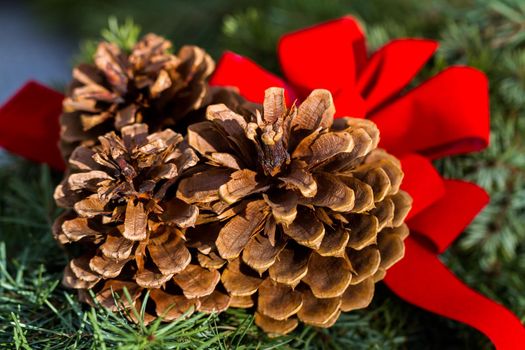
[
  {"xmin": 209, "ymin": 16, "xmax": 525, "ymax": 349},
  {"xmin": 0, "ymin": 17, "xmax": 523, "ymax": 348},
  {"xmin": 0, "ymin": 82, "xmax": 64, "ymax": 170}
]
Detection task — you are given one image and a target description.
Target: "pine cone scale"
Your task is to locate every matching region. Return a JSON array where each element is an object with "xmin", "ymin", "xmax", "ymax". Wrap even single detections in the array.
[
  {"xmin": 258, "ymin": 279, "xmax": 303, "ymax": 321},
  {"xmin": 123, "ymin": 200, "xmax": 147, "ymax": 240},
  {"xmin": 242, "ymin": 233, "xmax": 286, "ymax": 273},
  {"xmin": 215, "ymin": 200, "xmax": 269, "ymax": 259},
  {"xmin": 100, "ymin": 230, "xmax": 134, "ymax": 260},
  {"xmin": 297, "ymin": 287, "xmax": 341, "ymax": 326},
  {"xmin": 281, "ymin": 209, "xmax": 325, "ymax": 249},
  {"xmin": 221, "ymin": 258, "xmax": 263, "ymax": 296},
  {"xmin": 150, "ymin": 289, "xmax": 199, "ymax": 321},
  {"xmin": 268, "ymin": 245, "xmax": 310, "ymax": 286},
  {"xmin": 317, "ymin": 226, "xmax": 349, "ymax": 257},
  {"xmin": 293, "ymin": 89, "xmax": 334, "ymax": 131},
  {"xmin": 255, "ymin": 312, "xmax": 298, "ymax": 336},
  {"xmin": 347, "ymin": 247, "xmax": 381, "ymax": 285},
  {"xmin": 197, "ymin": 290, "xmax": 230, "ymax": 313},
  {"xmin": 218, "ymin": 169, "xmax": 269, "ymax": 204},
  {"xmin": 173, "ymin": 264, "xmax": 220, "ymax": 299},
  {"xmin": 302, "ymin": 253, "xmax": 353, "ymax": 298},
  {"xmin": 148, "ymin": 230, "xmax": 191, "ymax": 275},
  {"xmin": 340, "ymin": 278, "xmax": 375, "ymax": 312},
  {"xmin": 89, "ymin": 254, "xmax": 128, "ymax": 278},
  {"xmin": 278, "ymin": 161, "xmax": 317, "ymax": 197}
]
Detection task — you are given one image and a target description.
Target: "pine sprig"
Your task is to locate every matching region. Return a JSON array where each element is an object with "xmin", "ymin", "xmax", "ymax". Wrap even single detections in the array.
[
  {"xmin": 101, "ymin": 17, "xmax": 141, "ymax": 52},
  {"xmin": 75, "ymin": 17, "xmax": 142, "ymax": 64}
]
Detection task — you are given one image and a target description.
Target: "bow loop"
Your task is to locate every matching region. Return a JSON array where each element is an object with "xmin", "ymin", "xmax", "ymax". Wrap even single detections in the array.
[
  {"xmin": 210, "ymin": 51, "xmax": 296, "ymax": 104},
  {"xmin": 371, "ymin": 66, "xmax": 490, "ymax": 158},
  {"xmin": 356, "ymin": 39, "xmax": 438, "ymax": 114},
  {"xmin": 278, "ymin": 16, "xmax": 367, "ymax": 98},
  {"xmin": 0, "ymin": 81, "xmax": 65, "ymax": 170}
]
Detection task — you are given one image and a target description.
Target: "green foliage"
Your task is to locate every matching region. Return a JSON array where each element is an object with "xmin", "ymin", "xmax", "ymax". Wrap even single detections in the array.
[
  {"xmin": 6, "ymin": 0, "xmax": 525, "ymax": 347},
  {"xmin": 30, "ymin": 0, "xmax": 259, "ymax": 60},
  {"xmin": 101, "ymin": 17, "xmax": 141, "ymax": 53},
  {"xmin": 75, "ymin": 17, "xmax": 141, "ymax": 64}
]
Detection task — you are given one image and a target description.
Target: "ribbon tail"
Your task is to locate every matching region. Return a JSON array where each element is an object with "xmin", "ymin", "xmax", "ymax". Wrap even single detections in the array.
[
  {"xmin": 0, "ymin": 81, "xmax": 65, "ymax": 170},
  {"xmin": 385, "ymin": 237, "xmax": 525, "ymax": 349}
]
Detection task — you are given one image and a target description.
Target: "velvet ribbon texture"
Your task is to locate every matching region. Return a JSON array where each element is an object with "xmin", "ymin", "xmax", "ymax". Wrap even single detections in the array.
[{"xmin": 0, "ymin": 16, "xmax": 523, "ymax": 348}]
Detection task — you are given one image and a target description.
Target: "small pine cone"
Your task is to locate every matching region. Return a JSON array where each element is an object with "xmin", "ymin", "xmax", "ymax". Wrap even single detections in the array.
[
  {"xmin": 53, "ymin": 123, "xmax": 230, "ymax": 321},
  {"xmin": 60, "ymin": 33, "xmax": 215, "ymax": 159},
  {"xmin": 177, "ymin": 87, "xmax": 412, "ymax": 335}
]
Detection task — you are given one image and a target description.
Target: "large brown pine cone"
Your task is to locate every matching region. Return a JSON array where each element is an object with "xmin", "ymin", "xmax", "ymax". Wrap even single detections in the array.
[
  {"xmin": 177, "ymin": 87, "xmax": 412, "ymax": 335},
  {"xmin": 60, "ymin": 33, "xmax": 215, "ymax": 159},
  {"xmin": 53, "ymin": 123, "xmax": 230, "ymax": 321}
]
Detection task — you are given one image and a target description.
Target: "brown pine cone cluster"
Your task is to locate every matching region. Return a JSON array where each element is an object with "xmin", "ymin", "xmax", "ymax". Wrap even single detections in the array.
[
  {"xmin": 60, "ymin": 33, "xmax": 215, "ymax": 159},
  {"xmin": 177, "ymin": 88, "xmax": 412, "ymax": 335},
  {"xmin": 53, "ymin": 124, "xmax": 230, "ymax": 321},
  {"xmin": 54, "ymin": 49, "xmax": 411, "ymax": 334}
]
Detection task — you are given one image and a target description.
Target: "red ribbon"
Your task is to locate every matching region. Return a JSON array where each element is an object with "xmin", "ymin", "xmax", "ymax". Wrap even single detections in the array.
[
  {"xmin": 0, "ymin": 81, "xmax": 64, "ymax": 170},
  {"xmin": 0, "ymin": 16, "xmax": 523, "ymax": 348},
  {"xmin": 209, "ymin": 16, "xmax": 525, "ymax": 348}
]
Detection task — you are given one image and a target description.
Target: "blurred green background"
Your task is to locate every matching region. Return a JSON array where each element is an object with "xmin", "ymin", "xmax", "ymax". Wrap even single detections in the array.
[{"xmin": 1, "ymin": 0, "xmax": 525, "ymax": 348}]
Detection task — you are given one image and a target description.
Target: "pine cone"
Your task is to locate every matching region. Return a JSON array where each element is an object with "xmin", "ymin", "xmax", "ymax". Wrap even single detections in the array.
[
  {"xmin": 53, "ymin": 123, "xmax": 230, "ymax": 320},
  {"xmin": 177, "ymin": 88, "xmax": 412, "ymax": 335},
  {"xmin": 60, "ymin": 33, "xmax": 215, "ymax": 159}
]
